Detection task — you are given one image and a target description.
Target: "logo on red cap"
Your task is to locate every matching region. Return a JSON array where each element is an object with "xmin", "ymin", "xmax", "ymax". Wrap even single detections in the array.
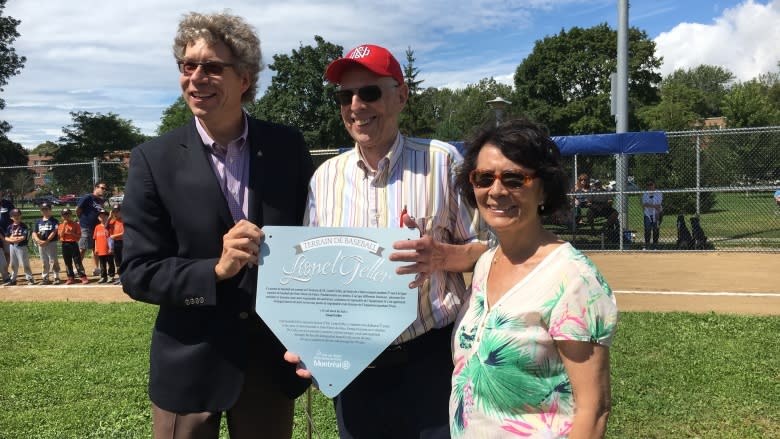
[
  {"xmin": 325, "ymin": 44, "xmax": 404, "ymax": 86},
  {"xmin": 347, "ymin": 46, "xmax": 372, "ymax": 60}
]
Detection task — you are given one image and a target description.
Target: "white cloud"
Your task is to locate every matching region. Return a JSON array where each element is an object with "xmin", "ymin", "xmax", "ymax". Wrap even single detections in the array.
[
  {"xmin": 655, "ymin": 0, "xmax": 780, "ymax": 80},
  {"xmin": 8, "ymin": 0, "xmax": 726, "ymax": 149},
  {"xmin": 6, "ymin": 0, "xmax": 578, "ymax": 149}
]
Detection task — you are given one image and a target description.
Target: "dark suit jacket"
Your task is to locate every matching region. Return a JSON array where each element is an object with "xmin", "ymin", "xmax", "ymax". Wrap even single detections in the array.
[{"xmin": 121, "ymin": 117, "xmax": 314, "ymax": 412}]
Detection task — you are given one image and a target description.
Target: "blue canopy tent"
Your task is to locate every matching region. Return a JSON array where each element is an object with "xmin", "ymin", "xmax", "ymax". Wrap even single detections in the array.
[
  {"xmin": 449, "ymin": 131, "xmax": 669, "ymax": 156},
  {"xmin": 552, "ymin": 131, "xmax": 669, "ymax": 156}
]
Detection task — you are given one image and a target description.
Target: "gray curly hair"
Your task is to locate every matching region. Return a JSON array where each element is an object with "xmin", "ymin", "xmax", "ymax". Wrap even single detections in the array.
[{"xmin": 173, "ymin": 11, "xmax": 262, "ymax": 103}]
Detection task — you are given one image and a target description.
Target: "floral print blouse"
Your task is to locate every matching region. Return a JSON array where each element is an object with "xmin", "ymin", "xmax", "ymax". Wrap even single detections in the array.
[{"xmin": 450, "ymin": 243, "xmax": 618, "ymax": 438}]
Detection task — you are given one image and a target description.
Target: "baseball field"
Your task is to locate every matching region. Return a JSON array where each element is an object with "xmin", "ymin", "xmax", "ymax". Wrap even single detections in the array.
[
  {"xmin": 1, "ymin": 251, "xmax": 778, "ymax": 438},
  {"xmin": 3, "ymin": 252, "xmax": 779, "ymax": 314}
]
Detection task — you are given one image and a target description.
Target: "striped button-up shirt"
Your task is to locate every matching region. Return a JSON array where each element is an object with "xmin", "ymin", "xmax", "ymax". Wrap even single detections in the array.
[
  {"xmin": 196, "ymin": 115, "xmax": 250, "ymax": 222},
  {"xmin": 304, "ymin": 133, "xmax": 484, "ymax": 344}
]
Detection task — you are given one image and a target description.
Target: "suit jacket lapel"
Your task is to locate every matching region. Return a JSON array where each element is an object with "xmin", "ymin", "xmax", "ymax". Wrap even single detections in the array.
[{"xmin": 184, "ymin": 120, "xmax": 235, "ymax": 230}]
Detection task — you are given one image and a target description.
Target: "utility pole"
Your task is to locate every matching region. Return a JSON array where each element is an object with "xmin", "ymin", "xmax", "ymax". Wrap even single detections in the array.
[{"xmin": 615, "ymin": 0, "xmax": 630, "ymax": 248}]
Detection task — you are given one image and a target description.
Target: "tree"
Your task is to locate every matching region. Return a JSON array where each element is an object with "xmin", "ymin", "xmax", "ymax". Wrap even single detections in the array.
[
  {"xmin": 0, "ymin": 134, "xmax": 28, "ymax": 193},
  {"xmin": 663, "ymin": 65, "xmax": 734, "ymax": 118},
  {"xmin": 429, "ymin": 78, "xmax": 513, "ymax": 141},
  {"xmin": 638, "ymin": 80, "xmax": 703, "ymax": 130},
  {"xmin": 157, "ymin": 96, "xmax": 192, "ymax": 135},
  {"xmin": 31, "ymin": 141, "xmax": 59, "ymax": 156},
  {"xmin": 52, "ymin": 111, "xmax": 147, "ymax": 194},
  {"xmin": 0, "ymin": 0, "xmax": 26, "ymax": 136},
  {"xmin": 399, "ymin": 47, "xmax": 434, "ymax": 137},
  {"xmin": 722, "ymin": 79, "xmax": 780, "ymax": 128},
  {"xmin": 250, "ymin": 36, "xmax": 350, "ymax": 149},
  {"xmin": 10, "ymin": 165, "xmax": 33, "ymax": 200},
  {"xmin": 513, "ymin": 23, "xmax": 662, "ymax": 136}
]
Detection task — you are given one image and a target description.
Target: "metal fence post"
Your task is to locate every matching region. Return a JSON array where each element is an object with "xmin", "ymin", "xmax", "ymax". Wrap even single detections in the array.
[
  {"xmin": 92, "ymin": 157, "xmax": 100, "ymax": 187},
  {"xmin": 695, "ymin": 134, "xmax": 701, "ymax": 215}
]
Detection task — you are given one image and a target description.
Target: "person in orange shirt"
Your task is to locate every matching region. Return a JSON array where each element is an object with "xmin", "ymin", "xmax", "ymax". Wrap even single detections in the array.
[
  {"xmin": 109, "ymin": 204, "xmax": 124, "ymax": 285},
  {"xmin": 57, "ymin": 208, "xmax": 88, "ymax": 285},
  {"xmin": 92, "ymin": 209, "xmax": 115, "ymax": 284}
]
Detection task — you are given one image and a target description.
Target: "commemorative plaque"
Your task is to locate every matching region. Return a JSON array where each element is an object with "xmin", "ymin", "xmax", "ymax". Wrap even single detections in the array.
[{"xmin": 256, "ymin": 226, "xmax": 419, "ymax": 397}]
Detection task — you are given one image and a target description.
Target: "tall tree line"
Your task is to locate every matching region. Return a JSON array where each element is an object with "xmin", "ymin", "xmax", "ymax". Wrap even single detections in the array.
[{"xmin": 0, "ymin": 0, "xmax": 28, "ymax": 194}]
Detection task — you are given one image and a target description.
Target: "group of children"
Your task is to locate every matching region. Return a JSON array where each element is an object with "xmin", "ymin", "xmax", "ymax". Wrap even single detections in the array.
[{"xmin": 1, "ymin": 203, "xmax": 124, "ymax": 286}]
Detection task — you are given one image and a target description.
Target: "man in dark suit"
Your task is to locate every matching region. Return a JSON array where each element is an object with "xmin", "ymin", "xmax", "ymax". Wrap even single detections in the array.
[{"xmin": 121, "ymin": 12, "xmax": 313, "ymax": 439}]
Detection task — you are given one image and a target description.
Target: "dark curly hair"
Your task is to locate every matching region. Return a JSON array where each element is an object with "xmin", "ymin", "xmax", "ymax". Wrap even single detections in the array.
[{"xmin": 455, "ymin": 118, "xmax": 569, "ymax": 216}]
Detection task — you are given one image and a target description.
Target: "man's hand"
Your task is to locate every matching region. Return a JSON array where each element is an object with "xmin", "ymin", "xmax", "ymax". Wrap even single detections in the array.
[
  {"xmin": 283, "ymin": 351, "xmax": 313, "ymax": 379},
  {"xmin": 214, "ymin": 219, "xmax": 263, "ymax": 281}
]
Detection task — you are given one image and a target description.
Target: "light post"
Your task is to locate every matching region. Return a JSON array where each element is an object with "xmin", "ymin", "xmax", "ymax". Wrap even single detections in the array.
[{"xmin": 486, "ymin": 96, "xmax": 512, "ymax": 126}]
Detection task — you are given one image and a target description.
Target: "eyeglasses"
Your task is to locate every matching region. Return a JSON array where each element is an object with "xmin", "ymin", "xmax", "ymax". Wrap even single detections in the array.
[
  {"xmin": 469, "ymin": 169, "xmax": 535, "ymax": 190},
  {"xmin": 177, "ymin": 60, "xmax": 235, "ymax": 77},
  {"xmin": 333, "ymin": 85, "xmax": 393, "ymax": 106},
  {"xmin": 97, "ymin": 186, "xmax": 108, "ymax": 190}
]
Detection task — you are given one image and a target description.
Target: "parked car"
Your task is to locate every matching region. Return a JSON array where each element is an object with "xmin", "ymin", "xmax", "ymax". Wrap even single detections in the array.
[
  {"xmin": 31, "ymin": 195, "xmax": 62, "ymax": 206},
  {"xmin": 58, "ymin": 194, "xmax": 78, "ymax": 205},
  {"xmin": 109, "ymin": 194, "xmax": 124, "ymax": 205}
]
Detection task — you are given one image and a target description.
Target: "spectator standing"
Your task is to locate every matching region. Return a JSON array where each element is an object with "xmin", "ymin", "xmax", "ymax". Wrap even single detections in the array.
[
  {"xmin": 76, "ymin": 182, "xmax": 108, "ymax": 275},
  {"xmin": 58, "ymin": 208, "xmax": 88, "ymax": 285},
  {"xmin": 32, "ymin": 202, "xmax": 61, "ymax": 284},
  {"xmin": 109, "ymin": 204, "xmax": 124, "ymax": 285},
  {"xmin": 0, "ymin": 226, "xmax": 8, "ymax": 284},
  {"xmin": 3, "ymin": 208, "xmax": 34, "ymax": 286},
  {"xmin": 0, "ymin": 191, "xmax": 14, "ymax": 279},
  {"xmin": 93, "ymin": 209, "xmax": 115, "ymax": 284},
  {"xmin": 642, "ymin": 180, "xmax": 663, "ymax": 249}
]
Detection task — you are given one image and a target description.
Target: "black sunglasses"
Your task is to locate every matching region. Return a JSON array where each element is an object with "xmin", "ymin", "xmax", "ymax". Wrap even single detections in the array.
[
  {"xmin": 178, "ymin": 60, "xmax": 235, "ymax": 77},
  {"xmin": 469, "ymin": 169, "xmax": 535, "ymax": 190},
  {"xmin": 333, "ymin": 85, "xmax": 389, "ymax": 106}
]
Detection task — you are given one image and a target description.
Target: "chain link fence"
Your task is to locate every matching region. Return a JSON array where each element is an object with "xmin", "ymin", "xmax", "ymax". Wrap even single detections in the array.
[
  {"xmin": 1, "ymin": 160, "xmax": 126, "ymax": 258},
  {"xmin": 1, "ymin": 160, "xmax": 127, "ymax": 208},
  {"xmin": 5, "ymin": 127, "xmax": 778, "ymax": 255},
  {"xmin": 314, "ymin": 126, "xmax": 780, "ymax": 252},
  {"xmin": 548, "ymin": 126, "xmax": 780, "ymax": 252}
]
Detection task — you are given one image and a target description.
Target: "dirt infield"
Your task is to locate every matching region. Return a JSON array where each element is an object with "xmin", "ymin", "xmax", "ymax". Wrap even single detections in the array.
[{"xmin": 2, "ymin": 252, "xmax": 779, "ymax": 315}]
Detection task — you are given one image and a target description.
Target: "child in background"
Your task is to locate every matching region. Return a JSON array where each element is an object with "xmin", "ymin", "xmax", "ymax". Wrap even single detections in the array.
[
  {"xmin": 92, "ymin": 209, "xmax": 115, "ymax": 284},
  {"xmin": 33, "ymin": 202, "xmax": 61, "ymax": 284},
  {"xmin": 109, "ymin": 204, "xmax": 124, "ymax": 285},
  {"xmin": 3, "ymin": 208, "xmax": 34, "ymax": 286},
  {"xmin": 58, "ymin": 208, "xmax": 89, "ymax": 285}
]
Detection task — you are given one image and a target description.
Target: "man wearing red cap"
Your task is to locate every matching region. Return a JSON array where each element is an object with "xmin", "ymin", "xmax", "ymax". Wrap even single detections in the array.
[{"xmin": 292, "ymin": 44, "xmax": 487, "ymax": 438}]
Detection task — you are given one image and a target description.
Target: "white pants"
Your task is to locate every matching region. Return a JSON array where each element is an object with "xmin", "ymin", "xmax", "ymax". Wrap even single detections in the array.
[
  {"xmin": 39, "ymin": 242, "xmax": 61, "ymax": 280},
  {"xmin": 9, "ymin": 245, "xmax": 33, "ymax": 282}
]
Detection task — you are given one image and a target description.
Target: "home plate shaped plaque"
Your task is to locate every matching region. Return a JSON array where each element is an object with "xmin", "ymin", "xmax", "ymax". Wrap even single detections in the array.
[{"xmin": 256, "ymin": 226, "xmax": 418, "ymax": 398}]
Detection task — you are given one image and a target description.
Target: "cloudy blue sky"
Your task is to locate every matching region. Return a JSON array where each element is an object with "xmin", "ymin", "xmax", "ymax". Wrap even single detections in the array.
[{"xmin": 3, "ymin": 0, "xmax": 780, "ymax": 149}]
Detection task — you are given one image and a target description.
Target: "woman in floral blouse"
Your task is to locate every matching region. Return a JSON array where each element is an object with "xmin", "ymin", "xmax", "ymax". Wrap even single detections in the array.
[{"xmin": 451, "ymin": 118, "xmax": 618, "ymax": 438}]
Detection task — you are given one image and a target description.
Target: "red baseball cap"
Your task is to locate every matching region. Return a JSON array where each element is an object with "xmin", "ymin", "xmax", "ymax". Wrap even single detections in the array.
[{"xmin": 325, "ymin": 44, "xmax": 403, "ymax": 85}]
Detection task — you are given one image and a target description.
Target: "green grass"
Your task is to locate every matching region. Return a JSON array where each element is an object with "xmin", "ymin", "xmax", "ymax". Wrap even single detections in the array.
[
  {"xmin": 1, "ymin": 303, "xmax": 778, "ymax": 438},
  {"xmin": 548, "ymin": 191, "xmax": 780, "ymax": 250}
]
